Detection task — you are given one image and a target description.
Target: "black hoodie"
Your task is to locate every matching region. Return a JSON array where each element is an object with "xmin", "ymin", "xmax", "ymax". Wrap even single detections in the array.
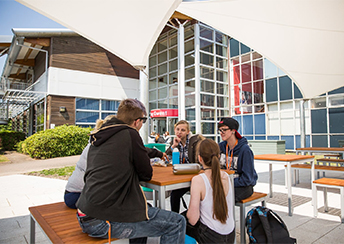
[{"xmin": 76, "ymin": 118, "xmax": 152, "ymax": 222}]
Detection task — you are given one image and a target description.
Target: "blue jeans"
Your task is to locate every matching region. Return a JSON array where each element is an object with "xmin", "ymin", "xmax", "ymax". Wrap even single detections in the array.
[{"xmin": 77, "ymin": 206, "xmax": 186, "ymax": 244}]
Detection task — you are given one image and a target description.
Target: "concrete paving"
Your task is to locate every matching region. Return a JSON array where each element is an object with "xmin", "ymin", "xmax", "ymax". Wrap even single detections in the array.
[{"xmin": 0, "ymin": 152, "xmax": 344, "ymax": 243}]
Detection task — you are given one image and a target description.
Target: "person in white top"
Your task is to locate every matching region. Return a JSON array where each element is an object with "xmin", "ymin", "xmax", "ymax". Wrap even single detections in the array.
[{"xmin": 184, "ymin": 139, "xmax": 235, "ymax": 243}]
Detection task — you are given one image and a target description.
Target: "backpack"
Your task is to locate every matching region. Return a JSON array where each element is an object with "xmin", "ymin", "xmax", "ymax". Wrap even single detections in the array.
[{"xmin": 246, "ymin": 206, "xmax": 296, "ymax": 244}]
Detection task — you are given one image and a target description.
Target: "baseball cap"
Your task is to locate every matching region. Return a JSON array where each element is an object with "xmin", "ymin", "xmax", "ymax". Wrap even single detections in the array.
[{"xmin": 218, "ymin": 117, "xmax": 242, "ymax": 139}]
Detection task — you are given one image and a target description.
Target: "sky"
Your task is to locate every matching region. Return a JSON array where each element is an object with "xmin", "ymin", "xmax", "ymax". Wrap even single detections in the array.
[{"xmin": 0, "ymin": 0, "xmax": 66, "ymax": 72}]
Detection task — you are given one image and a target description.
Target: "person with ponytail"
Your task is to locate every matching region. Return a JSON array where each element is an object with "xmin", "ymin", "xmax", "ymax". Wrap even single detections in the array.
[{"xmin": 183, "ymin": 139, "xmax": 235, "ymax": 243}]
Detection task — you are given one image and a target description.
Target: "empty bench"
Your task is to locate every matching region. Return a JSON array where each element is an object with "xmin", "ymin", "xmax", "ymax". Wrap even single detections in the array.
[
  {"xmin": 313, "ymin": 178, "xmax": 344, "ymax": 223},
  {"xmin": 235, "ymin": 192, "xmax": 267, "ymax": 244},
  {"xmin": 29, "ymin": 202, "xmax": 121, "ymax": 244}
]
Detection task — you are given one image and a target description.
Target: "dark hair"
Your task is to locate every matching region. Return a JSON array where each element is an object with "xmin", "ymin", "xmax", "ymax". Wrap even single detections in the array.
[
  {"xmin": 198, "ymin": 139, "xmax": 228, "ymax": 224},
  {"xmin": 117, "ymin": 99, "xmax": 147, "ymax": 125}
]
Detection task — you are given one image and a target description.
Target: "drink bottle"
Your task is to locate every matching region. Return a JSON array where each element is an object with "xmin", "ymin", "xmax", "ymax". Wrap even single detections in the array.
[{"xmin": 172, "ymin": 147, "xmax": 180, "ymax": 165}]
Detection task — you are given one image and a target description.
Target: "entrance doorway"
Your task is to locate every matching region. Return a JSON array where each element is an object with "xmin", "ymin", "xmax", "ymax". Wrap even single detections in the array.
[{"xmin": 150, "ymin": 109, "xmax": 178, "ymax": 136}]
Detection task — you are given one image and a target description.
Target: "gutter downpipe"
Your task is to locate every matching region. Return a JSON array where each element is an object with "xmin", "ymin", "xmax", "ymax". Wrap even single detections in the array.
[
  {"xmin": 15, "ymin": 42, "xmax": 49, "ymax": 131},
  {"xmin": 139, "ymin": 66, "xmax": 149, "ymax": 144},
  {"xmin": 300, "ymin": 99, "xmax": 306, "ymax": 148}
]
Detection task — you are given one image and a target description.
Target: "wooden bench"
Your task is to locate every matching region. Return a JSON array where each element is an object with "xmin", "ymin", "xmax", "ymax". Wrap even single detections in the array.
[
  {"xmin": 235, "ymin": 192, "xmax": 267, "ymax": 244},
  {"xmin": 29, "ymin": 202, "xmax": 122, "ymax": 244},
  {"xmin": 313, "ymin": 178, "xmax": 344, "ymax": 223},
  {"xmin": 284, "ymin": 163, "xmax": 344, "ymax": 185}
]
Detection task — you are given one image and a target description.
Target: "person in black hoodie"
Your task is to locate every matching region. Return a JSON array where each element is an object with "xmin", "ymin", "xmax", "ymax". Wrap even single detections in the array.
[
  {"xmin": 76, "ymin": 99, "xmax": 185, "ymax": 244},
  {"xmin": 218, "ymin": 117, "xmax": 258, "ymax": 202}
]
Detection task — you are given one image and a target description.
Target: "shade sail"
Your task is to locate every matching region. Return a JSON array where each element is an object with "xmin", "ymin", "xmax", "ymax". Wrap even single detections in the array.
[
  {"xmin": 16, "ymin": 0, "xmax": 182, "ymax": 69},
  {"xmin": 177, "ymin": 0, "xmax": 344, "ymax": 98},
  {"xmin": 16, "ymin": 0, "xmax": 344, "ymax": 98}
]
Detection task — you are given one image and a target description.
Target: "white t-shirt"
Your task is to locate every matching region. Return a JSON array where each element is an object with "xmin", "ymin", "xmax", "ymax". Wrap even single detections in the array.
[{"xmin": 199, "ymin": 173, "xmax": 235, "ymax": 235}]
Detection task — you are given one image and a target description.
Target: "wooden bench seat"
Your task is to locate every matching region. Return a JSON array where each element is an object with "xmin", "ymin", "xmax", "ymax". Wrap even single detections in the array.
[
  {"xmin": 235, "ymin": 192, "xmax": 267, "ymax": 244},
  {"xmin": 313, "ymin": 178, "xmax": 344, "ymax": 223},
  {"xmin": 29, "ymin": 202, "xmax": 121, "ymax": 244},
  {"xmin": 316, "ymin": 158, "xmax": 344, "ymax": 166}
]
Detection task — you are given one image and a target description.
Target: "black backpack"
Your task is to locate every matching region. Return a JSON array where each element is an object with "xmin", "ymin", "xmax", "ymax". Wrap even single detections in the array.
[{"xmin": 246, "ymin": 206, "xmax": 296, "ymax": 244}]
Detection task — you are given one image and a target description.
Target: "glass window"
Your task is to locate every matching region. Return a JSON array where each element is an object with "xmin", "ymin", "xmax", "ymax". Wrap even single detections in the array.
[
  {"xmin": 328, "ymin": 86, "xmax": 344, "ymax": 95},
  {"xmin": 264, "ymin": 59, "xmax": 277, "ymax": 79},
  {"xmin": 294, "ymin": 83, "xmax": 303, "ymax": 99},
  {"xmin": 215, "ymin": 32, "xmax": 227, "ymax": 45},
  {"xmin": 216, "ymin": 57, "xmax": 227, "ymax": 69},
  {"xmin": 186, "ymin": 94, "xmax": 195, "ymax": 107},
  {"xmin": 200, "ymin": 26, "xmax": 213, "ymax": 40},
  {"xmin": 311, "ymin": 97, "xmax": 326, "ymax": 108},
  {"xmin": 201, "ymin": 122, "xmax": 216, "ymax": 134},
  {"xmin": 149, "ymin": 67, "xmax": 156, "ymax": 78},
  {"xmin": 169, "ymin": 72, "xmax": 178, "ymax": 85},
  {"xmin": 169, "ymin": 34, "xmax": 177, "ymax": 47},
  {"xmin": 255, "ymin": 105, "xmax": 264, "ymax": 113},
  {"xmin": 201, "ymin": 108, "xmax": 215, "ymax": 120},
  {"xmin": 185, "ymin": 26, "xmax": 194, "ymax": 40},
  {"xmin": 169, "ymin": 97, "xmax": 178, "ymax": 108},
  {"xmin": 158, "ymin": 100, "xmax": 168, "ymax": 108},
  {"xmin": 158, "ymin": 87, "xmax": 168, "ymax": 99},
  {"xmin": 311, "ymin": 109, "xmax": 327, "ymax": 133},
  {"xmin": 169, "ymin": 47, "xmax": 178, "ymax": 59},
  {"xmin": 243, "ymin": 115, "xmax": 253, "ymax": 134},
  {"xmin": 150, "ymin": 44, "xmax": 157, "ymax": 55},
  {"xmin": 158, "ymin": 40, "xmax": 167, "ymax": 52},
  {"xmin": 254, "ymin": 114, "xmax": 265, "ymax": 134},
  {"xmin": 158, "ymin": 75, "xmax": 167, "ymax": 87},
  {"xmin": 217, "ymin": 109, "xmax": 229, "ymax": 118},
  {"xmin": 185, "ymin": 39, "xmax": 194, "ymax": 53},
  {"xmin": 149, "ymin": 102, "xmax": 157, "ymax": 111},
  {"xmin": 241, "ymin": 63, "xmax": 251, "ymax": 83},
  {"xmin": 253, "ymin": 80, "xmax": 264, "ymax": 103},
  {"xmin": 158, "ymin": 63, "xmax": 167, "ymax": 75},
  {"xmin": 201, "ymin": 80, "xmax": 215, "ymax": 93},
  {"xmin": 265, "ymin": 78, "xmax": 278, "ymax": 102},
  {"xmin": 230, "ymin": 38, "xmax": 239, "ymax": 57},
  {"xmin": 216, "ymin": 44, "xmax": 227, "ymax": 57},
  {"xmin": 329, "ymin": 95, "xmax": 344, "ymax": 106},
  {"xmin": 216, "ymin": 71, "xmax": 227, "ymax": 82},
  {"xmin": 76, "ymin": 98, "xmax": 99, "ymax": 110},
  {"xmin": 149, "ymin": 78, "xmax": 157, "ymax": 89},
  {"xmin": 217, "ymin": 83, "xmax": 228, "ymax": 95},
  {"xmin": 158, "ymin": 51, "xmax": 167, "ymax": 63},
  {"xmin": 200, "ymin": 39, "xmax": 213, "ymax": 53},
  {"xmin": 149, "ymin": 90, "xmax": 157, "ymax": 100},
  {"xmin": 279, "ymin": 76, "xmax": 292, "ymax": 101},
  {"xmin": 240, "ymin": 43, "xmax": 250, "ymax": 54},
  {"xmin": 217, "ymin": 96, "xmax": 228, "ymax": 108},
  {"xmin": 201, "ymin": 67, "xmax": 214, "ymax": 79},
  {"xmin": 101, "ymin": 112, "xmax": 116, "ymax": 119},
  {"xmin": 186, "ymin": 108, "xmax": 195, "ymax": 120},
  {"xmin": 101, "ymin": 100, "xmax": 119, "ymax": 111},
  {"xmin": 76, "ymin": 111, "xmax": 99, "ymax": 122},
  {"xmin": 312, "ymin": 135, "xmax": 328, "ymax": 147},
  {"xmin": 169, "ymin": 59, "xmax": 178, "ymax": 72},
  {"xmin": 252, "ymin": 60, "xmax": 263, "ymax": 81},
  {"xmin": 329, "ymin": 107, "xmax": 344, "ymax": 133},
  {"xmin": 242, "ymin": 53, "xmax": 250, "ymax": 63},
  {"xmin": 201, "ymin": 94, "xmax": 215, "ymax": 107},
  {"xmin": 200, "ymin": 53, "xmax": 214, "ymax": 66},
  {"xmin": 149, "ymin": 55, "xmax": 156, "ymax": 67},
  {"xmin": 186, "ymin": 80, "xmax": 195, "ymax": 93},
  {"xmin": 252, "ymin": 52, "xmax": 262, "ymax": 60},
  {"xmin": 185, "ymin": 67, "xmax": 195, "ymax": 80},
  {"xmin": 185, "ymin": 53, "xmax": 195, "ymax": 67}
]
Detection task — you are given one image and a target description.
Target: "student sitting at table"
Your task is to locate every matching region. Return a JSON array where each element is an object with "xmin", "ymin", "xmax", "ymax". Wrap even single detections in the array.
[
  {"xmin": 165, "ymin": 120, "xmax": 204, "ymax": 212},
  {"xmin": 183, "ymin": 139, "xmax": 235, "ymax": 244},
  {"xmin": 218, "ymin": 117, "xmax": 258, "ymax": 202}
]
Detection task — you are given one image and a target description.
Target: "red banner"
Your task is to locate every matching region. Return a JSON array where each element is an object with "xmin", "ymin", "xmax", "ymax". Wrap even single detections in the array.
[{"xmin": 150, "ymin": 109, "xmax": 178, "ymax": 118}]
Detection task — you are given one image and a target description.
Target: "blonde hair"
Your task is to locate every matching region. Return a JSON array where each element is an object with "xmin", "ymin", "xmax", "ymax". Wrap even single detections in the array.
[{"xmin": 174, "ymin": 120, "xmax": 190, "ymax": 131}]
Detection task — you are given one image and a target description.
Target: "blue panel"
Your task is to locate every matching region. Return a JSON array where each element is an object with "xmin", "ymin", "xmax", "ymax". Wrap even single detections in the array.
[
  {"xmin": 240, "ymin": 43, "xmax": 250, "ymax": 54},
  {"xmin": 245, "ymin": 136, "xmax": 254, "ymax": 140},
  {"xmin": 265, "ymin": 78, "xmax": 278, "ymax": 102},
  {"xmin": 232, "ymin": 116, "xmax": 243, "ymax": 135},
  {"xmin": 306, "ymin": 135, "xmax": 311, "ymax": 147},
  {"xmin": 76, "ymin": 111, "xmax": 99, "ymax": 123},
  {"xmin": 101, "ymin": 112, "xmax": 116, "ymax": 119},
  {"xmin": 229, "ymin": 39, "xmax": 239, "ymax": 57},
  {"xmin": 293, "ymin": 83, "xmax": 303, "ymax": 99},
  {"xmin": 330, "ymin": 135, "xmax": 344, "ymax": 147},
  {"xmin": 295, "ymin": 135, "xmax": 310, "ymax": 148},
  {"xmin": 268, "ymin": 136, "xmax": 279, "ymax": 140},
  {"xmin": 243, "ymin": 115, "xmax": 253, "ymax": 135},
  {"xmin": 311, "ymin": 109, "xmax": 327, "ymax": 133},
  {"xmin": 329, "ymin": 108, "xmax": 344, "ymax": 133},
  {"xmin": 312, "ymin": 135, "xmax": 328, "ymax": 147},
  {"xmin": 254, "ymin": 114, "xmax": 265, "ymax": 134},
  {"xmin": 101, "ymin": 100, "xmax": 119, "ymax": 111},
  {"xmin": 255, "ymin": 136, "xmax": 266, "ymax": 140},
  {"xmin": 76, "ymin": 98, "xmax": 99, "ymax": 110},
  {"xmin": 328, "ymin": 86, "xmax": 344, "ymax": 95},
  {"xmin": 281, "ymin": 136, "xmax": 294, "ymax": 150},
  {"xmin": 279, "ymin": 76, "xmax": 292, "ymax": 101}
]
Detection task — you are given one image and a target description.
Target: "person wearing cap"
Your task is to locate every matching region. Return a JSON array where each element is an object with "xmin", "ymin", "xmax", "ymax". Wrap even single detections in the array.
[{"xmin": 218, "ymin": 117, "xmax": 258, "ymax": 202}]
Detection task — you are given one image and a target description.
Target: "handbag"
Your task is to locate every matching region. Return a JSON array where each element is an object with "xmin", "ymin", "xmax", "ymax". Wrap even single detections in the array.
[{"xmin": 172, "ymin": 163, "xmax": 201, "ymax": 175}]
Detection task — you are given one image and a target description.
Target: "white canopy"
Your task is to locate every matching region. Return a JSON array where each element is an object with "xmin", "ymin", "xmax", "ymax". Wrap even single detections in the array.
[{"xmin": 16, "ymin": 0, "xmax": 344, "ymax": 98}]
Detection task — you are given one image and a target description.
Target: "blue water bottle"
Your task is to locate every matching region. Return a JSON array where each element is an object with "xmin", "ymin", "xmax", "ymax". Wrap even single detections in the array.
[{"xmin": 172, "ymin": 147, "xmax": 180, "ymax": 165}]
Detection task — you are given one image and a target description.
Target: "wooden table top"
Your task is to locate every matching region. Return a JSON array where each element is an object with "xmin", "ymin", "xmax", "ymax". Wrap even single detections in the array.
[
  {"xmin": 296, "ymin": 147, "xmax": 344, "ymax": 152},
  {"xmin": 254, "ymin": 154, "xmax": 314, "ymax": 161},
  {"xmin": 147, "ymin": 165, "xmax": 233, "ymax": 186}
]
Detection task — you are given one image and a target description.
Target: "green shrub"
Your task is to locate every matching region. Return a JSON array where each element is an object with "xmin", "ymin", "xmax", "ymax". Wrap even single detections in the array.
[
  {"xmin": 21, "ymin": 125, "xmax": 92, "ymax": 159},
  {"xmin": 0, "ymin": 130, "xmax": 26, "ymax": 150}
]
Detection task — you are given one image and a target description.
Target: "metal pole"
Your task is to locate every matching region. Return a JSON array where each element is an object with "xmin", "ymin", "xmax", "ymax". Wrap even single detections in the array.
[
  {"xmin": 139, "ymin": 68, "xmax": 149, "ymax": 144},
  {"xmin": 194, "ymin": 22, "xmax": 201, "ymax": 134},
  {"xmin": 177, "ymin": 19, "xmax": 186, "ymax": 120},
  {"xmin": 300, "ymin": 100, "xmax": 306, "ymax": 148}
]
